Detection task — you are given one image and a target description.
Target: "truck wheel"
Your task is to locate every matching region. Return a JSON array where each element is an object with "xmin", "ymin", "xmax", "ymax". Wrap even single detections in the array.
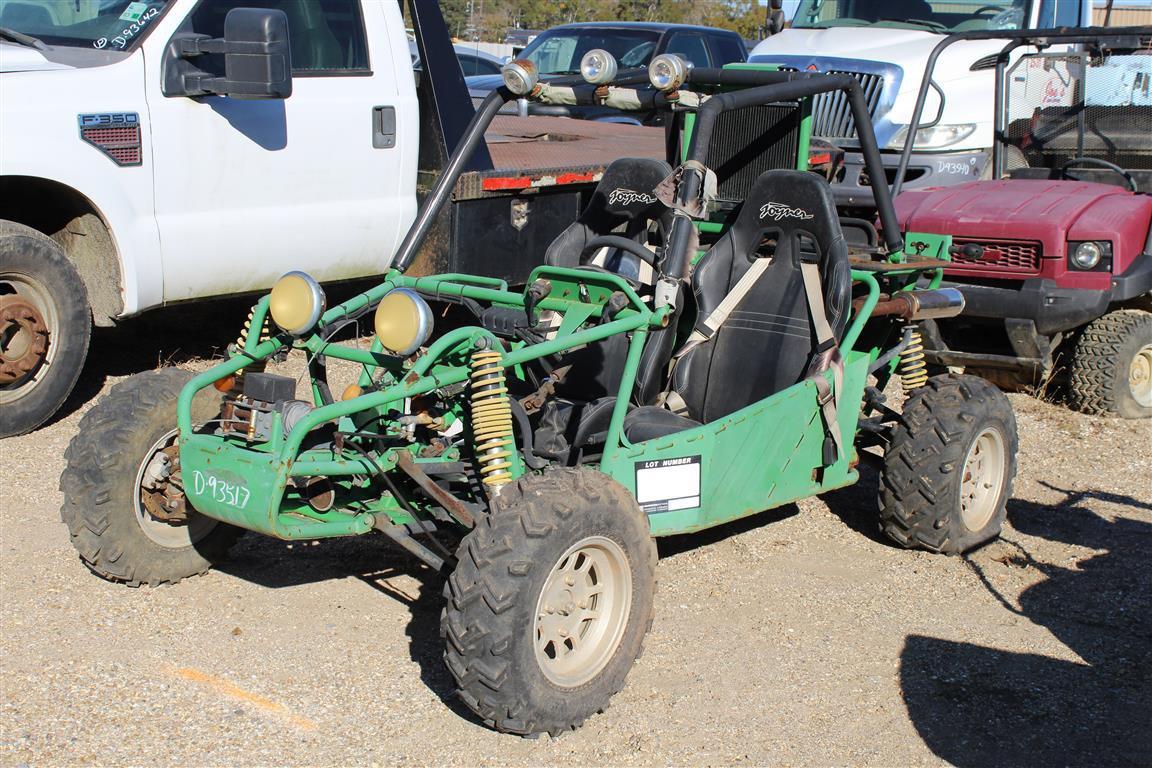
[
  {"xmin": 59, "ymin": 368, "xmax": 242, "ymax": 586},
  {"xmin": 879, "ymin": 375, "xmax": 1018, "ymax": 554},
  {"xmin": 0, "ymin": 220, "xmax": 92, "ymax": 437},
  {"xmin": 442, "ymin": 468, "xmax": 657, "ymax": 736},
  {"xmin": 1068, "ymin": 309, "xmax": 1152, "ymax": 419}
]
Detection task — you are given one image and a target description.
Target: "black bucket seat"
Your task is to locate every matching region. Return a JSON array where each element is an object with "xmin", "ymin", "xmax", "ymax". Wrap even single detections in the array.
[{"xmin": 625, "ymin": 170, "xmax": 852, "ymax": 442}]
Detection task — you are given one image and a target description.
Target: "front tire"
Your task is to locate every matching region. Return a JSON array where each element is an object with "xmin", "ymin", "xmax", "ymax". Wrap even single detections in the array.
[
  {"xmin": 0, "ymin": 220, "xmax": 92, "ymax": 437},
  {"xmin": 442, "ymin": 468, "xmax": 657, "ymax": 736},
  {"xmin": 59, "ymin": 368, "xmax": 242, "ymax": 586},
  {"xmin": 879, "ymin": 375, "xmax": 1018, "ymax": 554},
  {"xmin": 1068, "ymin": 309, "xmax": 1152, "ymax": 419}
]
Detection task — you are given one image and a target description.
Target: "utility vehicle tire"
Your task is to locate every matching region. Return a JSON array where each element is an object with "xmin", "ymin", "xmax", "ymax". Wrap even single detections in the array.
[
  {"xmin": 442, "ymin": 468, "xmax": 657, "ymax": 737},
  {"xmin": 1067, "ymin": 309, "xmax": 1152, "ymax": 419},
  {"xmin": 0, "ymin": 220, "xmax": 91, "ymax": 437},
  {"xmin": 60, "ymin": 368, "xmax": 242, "ymax": 586},
  {"xmin": 879, "ymin": 374, "xmax": 1018, "ymax": 554}
]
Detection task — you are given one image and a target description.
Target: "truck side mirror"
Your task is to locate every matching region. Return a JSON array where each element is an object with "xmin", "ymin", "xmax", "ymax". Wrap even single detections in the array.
[
  {"xmin": 763, "ymin": 0, "xmax": 786, "ymax": 36},
  {"xmin": 162, "ymin": 8, "xmax": 292, "ymax": 99}
]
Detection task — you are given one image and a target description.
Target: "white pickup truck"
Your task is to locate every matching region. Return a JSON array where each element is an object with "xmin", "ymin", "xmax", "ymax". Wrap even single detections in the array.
[
  {"xmin": 0, "ymin": 0, "xmax": 653, "ymax": 436},
  {"xmin": 749, "ymin": 0, "xmax": 1113, "ymax": 208}
]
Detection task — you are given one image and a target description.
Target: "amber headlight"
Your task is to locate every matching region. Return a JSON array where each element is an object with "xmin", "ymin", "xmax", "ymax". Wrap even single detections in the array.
[
  {"xmin": 374, "ymin": 288, "xmax": 433, "ymax": 356},
  {"xmin": 269, "ymin": 271, "xmax": 325, "ymax": 336}
]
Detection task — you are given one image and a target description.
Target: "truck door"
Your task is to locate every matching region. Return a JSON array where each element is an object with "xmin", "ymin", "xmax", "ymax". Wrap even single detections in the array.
[{"xmin": 143, "ymin": 0, "xmax": 418, "ymax": 302}]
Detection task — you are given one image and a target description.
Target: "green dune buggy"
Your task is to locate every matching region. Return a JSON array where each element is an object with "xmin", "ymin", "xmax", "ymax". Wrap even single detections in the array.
[{"xmin": 60, "ymin": 54, "xmax": 1019, "ymax": 736}]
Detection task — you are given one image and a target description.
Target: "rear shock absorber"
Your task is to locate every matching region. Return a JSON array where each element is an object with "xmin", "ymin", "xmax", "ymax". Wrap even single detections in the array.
[
  {"xmin": 899, "ymin": 325, "xmax": 929, "ymax": 391},
  {"xmin": 469, "ymin": 348, "xmax": 516, "ymax": 491}
]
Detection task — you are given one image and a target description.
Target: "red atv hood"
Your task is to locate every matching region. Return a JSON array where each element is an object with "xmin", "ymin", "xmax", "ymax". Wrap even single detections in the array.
[{"xmin": 895, "ymin": 179, "xmax": 1136, "ymax": 243}]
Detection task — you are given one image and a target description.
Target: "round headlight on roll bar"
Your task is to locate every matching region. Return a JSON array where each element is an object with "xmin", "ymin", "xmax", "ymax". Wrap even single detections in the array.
[
  {"xmin": 580, "ymin": 49, "xmax": 618, "ymax": 85},
  {"xmin": 648, "ymin": 54, "xmax": 690, "ymax": 92},
  {"xmin": 374, "ymin": 288, "xmax": 434, "ymax": 357},
  {"xmin": 501, "ymin": 59, "xmax": 539, "ymax": 96},
  {"xmin": 268, "ymin": 271, "xmax": 326, "ymax": 337}
]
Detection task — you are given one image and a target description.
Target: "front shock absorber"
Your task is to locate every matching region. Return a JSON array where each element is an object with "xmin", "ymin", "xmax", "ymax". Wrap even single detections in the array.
[
  {"xmin": 899, "ymin": 325, "xmax": 929, "ymax": 391},
  {"xmin": 233, "ymin": 304, "xmax": 272, "ymax": 354},
  {"xmin": 469, "ymin": 348, "xmax": 515, "ymax": 490}
]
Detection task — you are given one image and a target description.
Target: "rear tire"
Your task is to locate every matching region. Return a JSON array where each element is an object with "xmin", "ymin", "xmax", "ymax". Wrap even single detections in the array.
[
  {"xmin": 59, "ymin": 368, "xmax": 242, "ymax": 586},
  {"xmin": 0, "ymin": 220, "xmax": 92, "ymax": 437},
  {"xmin": 1068, "ymin": 309, "xmax": 1152, "ymax": 419},
  {"xmin": 442, "ymin": 468, "xmax": 657, "ymax": 737},
  {"xmin": 879, "ymin": 375, "xmax": 1018, "ymax": 554}
]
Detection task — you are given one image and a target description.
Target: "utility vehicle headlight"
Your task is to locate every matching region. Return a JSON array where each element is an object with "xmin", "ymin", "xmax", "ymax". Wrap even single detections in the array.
[
  {"xmin": 580, "ymin": 49, "xmax": 618, "ymax": 85},
  {"xmin": 649, "ymin": 54, "xmax": 690, "ymax": 92},
  {"xmin": 887, "ymin": 123, "xmax": 978, "ymax": 150},
  {"xmin": 502, "ymin": 59, "xmax": 539, "ymax": 96},
  {"xmin": 374, "ymin": 288, "xmax": 433, "ymax": 357},
  {"xmin": 1071, "ymin": 241, "xmax": 1104, "ymax": 270},
  {"xmin": 269, "ymin": 271, "xmax": 325, "ymax": 336}
]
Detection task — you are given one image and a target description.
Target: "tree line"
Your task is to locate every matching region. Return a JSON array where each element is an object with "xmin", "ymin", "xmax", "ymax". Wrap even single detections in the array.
[{"xmin": 437, "ymin": 0, "xmax": 769, "ymax": 42}]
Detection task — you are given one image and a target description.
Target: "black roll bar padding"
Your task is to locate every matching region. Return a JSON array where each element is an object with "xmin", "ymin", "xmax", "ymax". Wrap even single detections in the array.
[
  {"xmin": 892, "ymin": 25, "xmax": 1152, "ymax": 198},
  {"xmin": 675, "ymin": 74, "xmax": 904, "ymax": 261},
  {"xmin": 391, "ymin": 88, "xmax": 514, "ymax": 274}
]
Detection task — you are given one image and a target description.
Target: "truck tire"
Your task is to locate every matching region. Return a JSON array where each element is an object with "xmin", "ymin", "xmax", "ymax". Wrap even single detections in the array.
[
  {"xmin": 0, "ymin": 220, "xmax": 92, "ymax": 437},
  {"xmin": 879, "ymin": 374, "xmax": 1018, "ymax": 555},
  {"xmin": 442, "ymin": 468, "xmax": 657, "ymax": 737},
  {"xmin": 59, "ymin": 368, "xmax": 243, "ymax": 586},
  {"xmin": 1068, "ymin": 309, "xmax": 1152, "ymax": 419}
]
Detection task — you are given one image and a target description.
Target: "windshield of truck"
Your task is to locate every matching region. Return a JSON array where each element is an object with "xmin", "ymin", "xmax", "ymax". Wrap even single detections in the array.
[
  {"xmin": 519, "ymin": 27, "xmax": 661, "ymax": 75},
  {"xmin": 791, "ymin": 0, "xmax": 1031, "ymax": 32},
  {"xmin": 0, "ymin": 0, "xmax": 171, "ymax": 50}
]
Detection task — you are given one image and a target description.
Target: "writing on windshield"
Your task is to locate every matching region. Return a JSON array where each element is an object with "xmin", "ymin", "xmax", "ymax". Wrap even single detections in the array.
[{"xmin": 0, "ymin": 0, "xmax": 171, "ymax": 50}]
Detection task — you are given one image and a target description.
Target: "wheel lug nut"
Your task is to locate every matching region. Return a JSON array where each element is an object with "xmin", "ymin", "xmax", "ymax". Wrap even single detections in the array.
[
  {"xmin": 564, "ymin": 575, "xmax": 574, "ymax": 586},
  {"xmin": 558, "ymin": 628, "xmax": 568, "ymax": 638}
]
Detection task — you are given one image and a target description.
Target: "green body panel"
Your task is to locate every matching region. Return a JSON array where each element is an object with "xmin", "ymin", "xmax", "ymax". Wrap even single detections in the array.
[{"xmin": 599, "ymin": 351, "xmax": 868, "ymax": 536}]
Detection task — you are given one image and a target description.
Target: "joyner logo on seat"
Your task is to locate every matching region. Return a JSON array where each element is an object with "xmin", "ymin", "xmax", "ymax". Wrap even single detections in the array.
[
  {"xmin": 609, "ymin": 189, "xmax": 658, "ymax": 206},
  {"xmin": 760, "ymin": 202, "xmax": 814, "ymax": 221}
]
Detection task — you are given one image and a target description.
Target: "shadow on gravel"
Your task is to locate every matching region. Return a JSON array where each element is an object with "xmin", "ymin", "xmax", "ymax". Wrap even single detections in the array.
[
  {"xmin": 656, "ymin": 503, "xmax": 799, "ymax": 559},
  {"xmin": 817, "ymin": 460, "xmax": 894, "ymax": 547},
  {"xmin": 900, "ymin": 483, "xmax": 1152, "ymax": 767},
  {"xmin": 217, "ymin": 531, "xmax": 486, "ymax": 727}
]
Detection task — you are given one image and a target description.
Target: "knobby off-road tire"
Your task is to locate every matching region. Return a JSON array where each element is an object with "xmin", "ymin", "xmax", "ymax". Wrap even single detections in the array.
[
  {"xmin": 0, "ymin": 220, "xmax": 92, "ymax": 437},
  {"xmin": 59, "ymin": 368, "xmax": 242, "ymax": 586},
  {"xmin": 442, "ymin": 468, "xmax": 657, "ymax": 737},
  {"xmin": 1068, "ymin": 309, "xmax": 1152, "ymax": 419},
  {"xmin": 880, "ymin": 374, "xmax": 1018, "ymax": 554}
]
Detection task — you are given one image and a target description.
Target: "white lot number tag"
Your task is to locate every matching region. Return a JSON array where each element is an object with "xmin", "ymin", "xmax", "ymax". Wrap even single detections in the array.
[{"xmin": 635, "ymin": 456, "xmax": 701, "ymax": 514}]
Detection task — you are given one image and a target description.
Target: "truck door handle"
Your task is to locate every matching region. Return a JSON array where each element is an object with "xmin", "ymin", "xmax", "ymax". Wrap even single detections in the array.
[{"xmin": 373, "ymin": 106, "xmax": 396, "ymax": 149}]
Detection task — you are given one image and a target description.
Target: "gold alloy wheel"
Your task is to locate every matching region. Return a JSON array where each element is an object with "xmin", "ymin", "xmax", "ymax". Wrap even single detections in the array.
[
  {"xmin": 1129, "ymin": 343, "xmax": 1152, "ymax": 409},
  {"xmin": 959, "ymin": 426, "xmax": 1007, "ymax": 532},
  {"xmin": 534, "ymin": 536, "xmax": 632, "ymax": 687}
]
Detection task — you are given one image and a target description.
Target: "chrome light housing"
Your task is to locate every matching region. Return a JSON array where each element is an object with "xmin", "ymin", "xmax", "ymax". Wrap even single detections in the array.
[
  {"xmin": 649, "ymin": 54, "xmax": 690, "ymax": 92},
  {"xmin": 501, "ymin": 59, "xmax": 539, "ymax": 96},
  {"xmin": 1071, "ymin": 241, "xmax": 1105, "ymax": 270},
  {"xmin": 269, "ymin": 271, "xmax": 325, "ymax": 336},
  {"xmin": 374, "ymin": 288, "xmax": 433, "ymax": 357},
  {"xmin": 580, "ymin": 49, "xmax": 618, "ymax": 85}
]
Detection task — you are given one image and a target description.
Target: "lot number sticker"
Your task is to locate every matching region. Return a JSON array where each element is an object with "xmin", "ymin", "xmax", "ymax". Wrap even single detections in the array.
[{"xmin": 635, "ymin": 456, "xmax": 700, "ymax": 514}]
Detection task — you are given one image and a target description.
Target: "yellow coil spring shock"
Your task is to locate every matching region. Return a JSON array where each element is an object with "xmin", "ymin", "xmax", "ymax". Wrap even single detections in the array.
[
  {"xmin": 234, "ymin": 305, "xmax": 272, "ymax": 353},
  {"xmin": 469, "ymin": 349, "xmax": 516, "ymax": 489},
  {"xmin": 899, "ymin": 326, "xmax": 930, "ymax": 391}
]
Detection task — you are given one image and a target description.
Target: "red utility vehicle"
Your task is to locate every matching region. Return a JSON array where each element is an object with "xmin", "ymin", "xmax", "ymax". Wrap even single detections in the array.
[{"xmin": 894, "ymin": 28, "xmax": 1152, "ymax": 418}]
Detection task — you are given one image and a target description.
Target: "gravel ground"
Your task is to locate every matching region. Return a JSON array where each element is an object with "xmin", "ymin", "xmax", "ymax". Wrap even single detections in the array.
[{"xmin": 1, "ymin": 300, "xmax": 1150, "ymax": 767}]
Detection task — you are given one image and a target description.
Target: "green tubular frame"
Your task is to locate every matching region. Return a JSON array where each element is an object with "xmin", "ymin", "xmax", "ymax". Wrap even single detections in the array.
[
  {"xmin": 176, "ymin": 264, "xmax": 897, "ymax": 541},
  {"xmin": 177, "ymin": 266, "xmax": 670, "ymax": 539}
]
